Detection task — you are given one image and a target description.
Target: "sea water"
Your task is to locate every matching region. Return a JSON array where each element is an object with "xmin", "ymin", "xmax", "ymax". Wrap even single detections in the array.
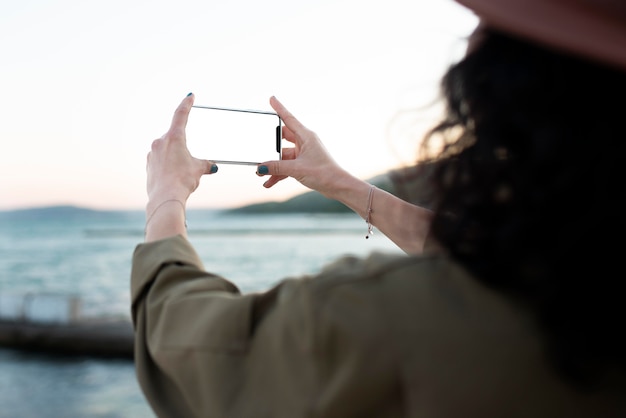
[{"xmin": 0, "ymin": 208, "xmax": 402, "ymax": 417}]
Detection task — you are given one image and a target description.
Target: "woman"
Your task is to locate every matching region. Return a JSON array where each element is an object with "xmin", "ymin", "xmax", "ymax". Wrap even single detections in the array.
[{"xmin": 132, "ymin": 0, "xmax": 626, "ymax": 416}]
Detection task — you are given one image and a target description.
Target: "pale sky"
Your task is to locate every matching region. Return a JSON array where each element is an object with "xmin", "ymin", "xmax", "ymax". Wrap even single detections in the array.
[{"xmin": 0, "ymin": 0, "xmax": 477, "ymax": 210}]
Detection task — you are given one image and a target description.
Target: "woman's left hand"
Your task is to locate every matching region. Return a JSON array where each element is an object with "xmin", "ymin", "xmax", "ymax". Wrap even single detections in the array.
[
  {"xmin": 146, "ymin": 93, "xmax": 217, "ymax": 205},
  {"xmin": 144, "ymin": 93, "xmax": 217, "ymax": 242}
]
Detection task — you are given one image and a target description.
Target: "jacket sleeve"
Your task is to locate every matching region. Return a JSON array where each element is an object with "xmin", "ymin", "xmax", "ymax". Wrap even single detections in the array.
[{"xmin": 130, "ymin": 235, "xmax": 318, "ymax": 417}]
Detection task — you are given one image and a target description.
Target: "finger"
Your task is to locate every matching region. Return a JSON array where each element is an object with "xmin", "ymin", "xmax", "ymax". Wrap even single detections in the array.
[
  {"xmin": 281, "ymin": 125, "xmax": 297, "ymax": 144},
  {"xmin": 281, "ymin": 147, "xmax": 297, "ymax": 160},
  {"xmin": 262, "ymin": 175, "xmax": 287, "ymax": 189},
  {"xmin": 270, "ymin": 96, "xmax": 306, "ymax": 134},
  {"xmin": 169, "ymin": 93, "xmax": 195, "ymax": 139}
]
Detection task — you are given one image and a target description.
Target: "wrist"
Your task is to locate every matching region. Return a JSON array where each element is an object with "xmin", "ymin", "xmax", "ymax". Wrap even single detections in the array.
[
  {"xmin": 324, "ymin": 173, "xmax": 370, "ymax": 205},
  {"xmin": 318, "ymin": 168, "xmax": 362, "ymax": 200},
  {"xmin": 146, "ymin": 196, "xmax": 186, "ymax": 216},
  {"xmin": 144, "ymin": 199, "xmax": 187, "ymax": 242},
  {"xmin": 147, "ymin": 182, "xmax": 190, "ymax": 205}
]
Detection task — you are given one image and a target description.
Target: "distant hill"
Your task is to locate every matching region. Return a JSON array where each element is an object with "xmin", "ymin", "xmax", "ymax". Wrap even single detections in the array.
[
  {"xmin": 228, "ymin": 172, "xmax": 399, "ymax": 214},
  {"xmin": 0, "ymin": 205, "xmax": 139, "ymax": 222}
]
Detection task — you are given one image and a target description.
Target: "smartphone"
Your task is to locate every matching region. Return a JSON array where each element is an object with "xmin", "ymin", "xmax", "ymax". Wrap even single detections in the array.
[{"xmin": 186, "ymin": 105, "xmax": 282, "ymax": 166}]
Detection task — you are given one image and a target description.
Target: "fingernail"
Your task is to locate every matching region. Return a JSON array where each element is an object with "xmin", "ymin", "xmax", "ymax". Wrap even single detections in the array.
[
  {"xmin": 257, "ymin": 165, "xmax": 269, "ymax": 175},
  {"xmin": 187, "ymin": 92, "xmax": 193, "ymax": 97},
  {"xmin": 210, "ymin": 164, "xmax": 218, "ymax": 173}
]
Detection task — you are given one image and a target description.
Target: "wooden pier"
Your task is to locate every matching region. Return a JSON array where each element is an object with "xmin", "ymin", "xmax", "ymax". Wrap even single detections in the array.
[{"xmin": 0, "ymin": 317, "xmax": 134, "ymax": 359}]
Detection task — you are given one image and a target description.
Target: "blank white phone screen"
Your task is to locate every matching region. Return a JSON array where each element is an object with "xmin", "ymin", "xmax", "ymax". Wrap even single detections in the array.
[{"xmin": 186, "ymin": 106, "xmax": 282, "ymax": 165}]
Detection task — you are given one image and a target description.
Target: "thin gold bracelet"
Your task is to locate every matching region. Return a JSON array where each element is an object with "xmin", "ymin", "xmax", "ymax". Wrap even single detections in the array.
[
  {"xmin": 144, "ymin": 199, "xmax": 187, "ymax": 234},
  {"xmin": 365, "ymin": 185, "xmax": 376, "ymax": 239}
]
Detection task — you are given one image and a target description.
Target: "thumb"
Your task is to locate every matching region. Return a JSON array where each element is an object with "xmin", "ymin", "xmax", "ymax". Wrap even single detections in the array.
[
  {"xmin": 256, "ymin": 159, "xmax": 296, "ymax": 189},
  {"xmin": 256, "ymin": 159, "xmax": 294, "ymax": 177},
  {"xmin": 257, "ymin": 148, "xmax": 298, "ymax": 176},
  {"xmin": 198, "ymin": 159, "xmax": 219, "ymax": 175},
  {"xmin": 168, "ymin": 93, "xmax": 194, "ymax": 139}
]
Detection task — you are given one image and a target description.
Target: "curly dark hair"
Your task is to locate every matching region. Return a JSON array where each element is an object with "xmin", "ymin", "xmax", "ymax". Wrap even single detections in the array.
[{"xmin": 420, "ymin": 28, "xmax": 626, "ymax": 390}]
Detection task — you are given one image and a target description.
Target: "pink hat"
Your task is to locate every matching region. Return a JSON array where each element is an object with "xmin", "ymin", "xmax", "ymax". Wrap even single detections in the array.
[{"xmin": 455, "ymin": 0, "xmax": 626, "ymax": 71}]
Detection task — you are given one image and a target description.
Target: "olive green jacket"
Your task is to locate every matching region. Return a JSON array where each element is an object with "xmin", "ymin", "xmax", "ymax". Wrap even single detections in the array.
[{"xmin": 131, "ymin": 235, "xmax": 624, "ymax": 417}]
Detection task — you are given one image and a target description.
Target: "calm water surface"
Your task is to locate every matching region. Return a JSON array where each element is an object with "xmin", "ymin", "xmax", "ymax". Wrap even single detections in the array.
[{"xmin": 0, "ymin": 209, "xmax": 402, "ymax": 417}]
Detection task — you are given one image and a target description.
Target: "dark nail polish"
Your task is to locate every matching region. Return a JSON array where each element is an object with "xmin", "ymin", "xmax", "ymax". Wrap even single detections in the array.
[
  {"xmin": 187, "ymin": 92, "xmax": 193, "ymax": 97},
  {"xmin": 257, "ymin": 165, "xmax": 269, "ymax": 175},
  {"xmin": 210, "ymin": 164, "xmax": 218, "ymax": 173}
]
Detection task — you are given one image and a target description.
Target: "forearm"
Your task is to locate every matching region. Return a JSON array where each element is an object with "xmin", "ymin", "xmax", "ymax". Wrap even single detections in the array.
[{"xmin": 324, "ymin": 172, "xmax": 433, "ymax": 255}]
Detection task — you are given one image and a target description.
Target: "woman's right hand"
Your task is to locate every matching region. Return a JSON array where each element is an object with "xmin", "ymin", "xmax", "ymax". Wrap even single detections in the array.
[
  {"xmin": 259, "ymin": 96, "xmax": 433, "ymax": 254},
  {"xmin": 256, "ymin": 96, "xmax": 351, "ymax": 200}
]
